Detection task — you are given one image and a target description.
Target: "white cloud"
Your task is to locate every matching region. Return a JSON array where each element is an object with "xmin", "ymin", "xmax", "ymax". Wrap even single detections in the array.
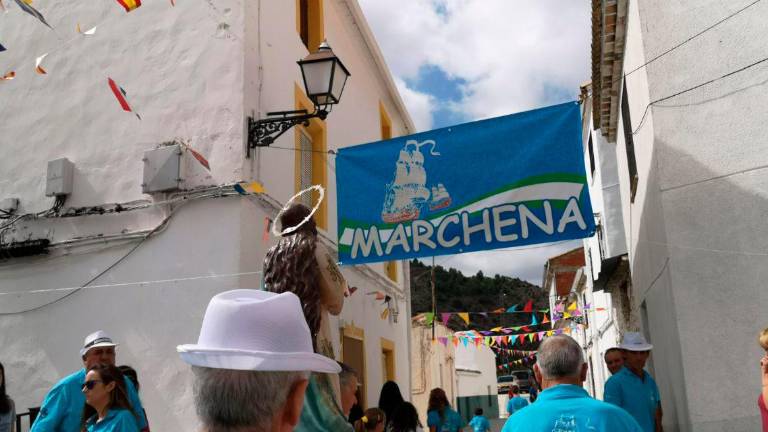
[
  {"xmin": 394, "ymin": 77, "xmax": 434, "ymax": 131},
  {"xmin": 359, "ymin": 0, "xmax": 591, "ymax": 119}
]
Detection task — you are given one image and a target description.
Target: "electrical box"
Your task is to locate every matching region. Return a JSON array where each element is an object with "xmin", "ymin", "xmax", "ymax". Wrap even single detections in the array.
[
  {"xmin": 142, "ymin": 144, "xmax": 183, "ymax": 193},
  {"xmin": 45, "ymin": 158, "xmax": 75, "ymax": 197},
  {"xmin": 0, "ymin": 198, "xmax": 19, "ymax": 215}
]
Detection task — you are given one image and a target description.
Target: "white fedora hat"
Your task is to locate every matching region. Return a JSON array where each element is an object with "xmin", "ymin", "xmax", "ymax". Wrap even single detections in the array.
[
  {"xmin": 177, "ymin": 289, "xmax": 340, "ymax": 374},
  {"xmin": 80, "ymin": 330, "xmax": 118, "ymax": 357},
  {"xmin": 619, "ymin": 332, "xmax": 653, "ymax": 351}
]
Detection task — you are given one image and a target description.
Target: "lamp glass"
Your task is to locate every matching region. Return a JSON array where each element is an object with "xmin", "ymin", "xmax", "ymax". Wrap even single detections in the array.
[{"xmin": 301, "ymin": 60, "xmax": 333, "ymax": 104}]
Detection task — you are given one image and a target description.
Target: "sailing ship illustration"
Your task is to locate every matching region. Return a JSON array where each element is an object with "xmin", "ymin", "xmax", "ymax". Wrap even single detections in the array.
[
  {"xmin": 429, "ymin": 184, "xmax": 451, "ymax": 211},
  {"xmin": 381, "ymin": 139, "xmax": 452, "ymax": 223}
]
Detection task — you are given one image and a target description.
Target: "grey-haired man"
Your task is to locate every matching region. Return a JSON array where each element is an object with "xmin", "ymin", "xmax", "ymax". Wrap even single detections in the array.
[{"xmin": 178, "ymin": 289, "xmax": 341, "ymax": 432}]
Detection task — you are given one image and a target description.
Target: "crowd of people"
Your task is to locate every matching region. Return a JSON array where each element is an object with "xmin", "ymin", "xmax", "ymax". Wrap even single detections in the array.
[{"xmin": 3, "ymin": 295, "xmax": 768, "ymax": 431}]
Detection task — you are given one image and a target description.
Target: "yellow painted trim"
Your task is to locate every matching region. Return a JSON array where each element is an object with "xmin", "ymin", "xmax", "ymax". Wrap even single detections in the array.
[
  {"xmin": 381, "ymin": 337, "xmax": 394, "ymax": 351},
  {"xmin": 379, "ymin": 101, "xmax": 392, "ymax": 140},
  {"xmin": 342, "ymin": 324, "xmax": 365, "ymax": 341},
  {"xmin": 342, "ymin": 324, "xmax": 367, "ymax": 407},
  {"xmin": 381, "ymin": 337, "xmax": 396, "ymax": 382},
  {"xmin": 385, "ymin": 261, "xmax": 398, "ymax": 282},
  {"xmin": 296, "ymin": 0, "xmax": 324, "ymax": 52},
  {"xmin": 309, "ymin": 0, "xmax": 324, "ymax": 52},
  {"xmin": 294, "ymin": 83, "xmax": 328, "ymax": 230}
]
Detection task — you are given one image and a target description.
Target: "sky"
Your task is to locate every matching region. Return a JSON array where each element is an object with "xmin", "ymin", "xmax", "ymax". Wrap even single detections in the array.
[{"xmin": 358, "ymin": 0, "xmax": 592, "ymax": 285}]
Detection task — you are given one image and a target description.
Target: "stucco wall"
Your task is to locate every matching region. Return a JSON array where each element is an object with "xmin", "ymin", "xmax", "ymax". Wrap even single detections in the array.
[
  {"xmin": 0, "ymin": 0, "xmax": 414, "ymax": 430},
  {"xmin": 617, "ymin": 0, "xmax": 768, "ymax": 430}
]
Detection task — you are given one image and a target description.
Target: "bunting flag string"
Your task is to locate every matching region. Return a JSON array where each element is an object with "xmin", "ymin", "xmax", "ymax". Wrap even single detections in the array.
[
  {"xmin": 34, "ymin": 53, "xmax": 47, "ymax": 74},
  {"xmin": 116, "ymin": 0, "xmax": 142, "ymax": 13},
  {"xmin": 233, "ymin": 181, "xmax": 265, "ymax": 196},
  {"xmin": 0, "ymin": 43, "xmax": 6, "ymax": 52},
  {"xmin": 107, "ymin": 77, "xmax": 140, "ymax": 119},
  {"xmin": 13, "ymin": 0, "xmax": 52, "ymax": 29}
]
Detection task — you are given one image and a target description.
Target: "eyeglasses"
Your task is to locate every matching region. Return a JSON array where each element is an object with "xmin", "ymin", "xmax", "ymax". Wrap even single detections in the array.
[{"xmin": 82, "ymin": 380, "xmax": 103, "ymax": 391}]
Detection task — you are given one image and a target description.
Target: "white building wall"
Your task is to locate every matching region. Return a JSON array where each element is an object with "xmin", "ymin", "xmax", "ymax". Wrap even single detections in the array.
[
  {"xmin": 0, "ymin": 1, "xmax": 414, "ymax": 430},
  {"xmin": 614, "ymin": 1, "xmax": 768, "ymax": 430},
  {"xmin": 454, "ymin": 343, "xmax": 496, "ymax": 399},
  {"xmin": 579, "ymin": 90, "xmax": 625, "ymax": 400}
]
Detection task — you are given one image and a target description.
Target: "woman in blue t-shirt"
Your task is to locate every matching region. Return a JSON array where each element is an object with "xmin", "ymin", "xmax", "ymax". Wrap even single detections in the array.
[
  {"xmin": 426, "ymin": 388, "xmax": 464, "ymax": 432},
  {"xmin": 80, "ymin": 364, "xmax": 140, "ymax": 432}
]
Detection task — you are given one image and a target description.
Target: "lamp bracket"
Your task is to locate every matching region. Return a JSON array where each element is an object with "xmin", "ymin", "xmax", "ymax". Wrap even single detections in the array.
[{"xmin": 247, "ymin": 108, "xmax": 328, "ymax": 154}]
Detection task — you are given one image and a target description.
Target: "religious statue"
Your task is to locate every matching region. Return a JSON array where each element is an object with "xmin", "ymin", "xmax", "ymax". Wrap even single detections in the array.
[{"xmin": 264, "ymin": 201, "xmax": 352, "ymax": 432}]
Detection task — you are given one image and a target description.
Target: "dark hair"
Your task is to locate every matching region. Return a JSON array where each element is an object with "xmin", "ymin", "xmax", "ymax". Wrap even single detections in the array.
[
  {"xmin": 118, "ymin": 365, "xmax": 139, "ymax": 391},
  {"xmin": 353, "ymin": 407, "xmax": 385, "ymax": 432},
  {"xmin": 378, "ymin": 381, "xmax": 404, "ymax": 426},
  {"xmin": 0, "ymin": 362, "xmax": 10, "ymax": 414},
  {"xmin": 509, "ymin": 385, "xmax": 520, "ymax": 395},
  {"xmin": 427, "ymin": 388, "xmax": 449, "ymax": 421},
  {"xmin": 80, "ymin": 364, "xmax": 136, "ymax": 430},
  {"xmin": 389, "ymin": 402, "xmax": 422, "ymax": 432},
  {"xmin": 474, "ymin": 408, "xmax": 483, "ymax": 416},
  {"xmin": 605, "ymin": 347, "xmax": 623, "ymax": 357},
  {"xmin": 263, "ymin": 203, "xmax": 322, "ymax": 345}
]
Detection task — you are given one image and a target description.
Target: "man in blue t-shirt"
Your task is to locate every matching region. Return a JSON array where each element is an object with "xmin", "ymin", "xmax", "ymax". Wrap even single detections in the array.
[
  {"xmin": 31, "ymin": 331, "xmax": 148, "ymax": 432},
  {"xmin": 604, "ymin": 332, "xmax": 663, "ymax": 432},
  {"xmin": 502, "ymin": 335, "xmax": 643, "ymax": 432}
]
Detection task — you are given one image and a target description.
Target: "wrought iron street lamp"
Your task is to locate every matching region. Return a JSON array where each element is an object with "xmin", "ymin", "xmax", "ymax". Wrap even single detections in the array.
[{"xmin": 247, "ymin": 41, "xmax": 350, "ymax": 151}]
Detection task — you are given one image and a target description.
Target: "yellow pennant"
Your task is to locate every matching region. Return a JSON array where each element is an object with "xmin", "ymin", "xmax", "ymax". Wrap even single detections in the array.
[
  {"xmin": 567, "ymin": 302, "xmax": 577, "ymax": 311},
  {"xmin": 457, "ymin": 312, "xmax": 470, "ymax": 325}
]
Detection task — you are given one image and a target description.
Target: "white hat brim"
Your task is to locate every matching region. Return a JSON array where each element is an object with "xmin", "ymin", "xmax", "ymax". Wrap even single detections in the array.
[
  {"xmin": 80, "ymin": 342, "xmax": 118, "ymax": 357},
  {"xmin": 177, "ymin": 345, "xmax": 341, "ymax": 374},
  {"xmin": 619, "ymin": 343, "xmax": 653, "ymax": 351}
]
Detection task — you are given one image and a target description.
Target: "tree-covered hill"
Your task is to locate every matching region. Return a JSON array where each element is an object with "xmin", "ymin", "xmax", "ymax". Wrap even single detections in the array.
[{"xmin": 409, "ymin": 259, "xmax": 549, "ymax": 333}]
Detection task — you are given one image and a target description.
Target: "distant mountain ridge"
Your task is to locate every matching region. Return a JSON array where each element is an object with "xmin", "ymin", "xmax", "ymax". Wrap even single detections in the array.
[{"xmin": 409, "ymin": 259, "xmax": 549, "ymax": 333}]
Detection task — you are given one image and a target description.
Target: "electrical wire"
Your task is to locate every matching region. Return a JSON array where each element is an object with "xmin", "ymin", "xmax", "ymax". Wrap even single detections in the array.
[
  {"xmin": 632, "ymin": 54, "xmax": 768, "ymax": 135},
  {"xmin": 624, "ymin": 0, "xmax": 763, "ymax": 77}
]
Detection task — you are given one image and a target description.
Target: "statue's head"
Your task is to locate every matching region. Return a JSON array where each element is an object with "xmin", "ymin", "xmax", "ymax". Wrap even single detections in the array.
[{"xmin": 277, "ymin": 203, "xmax": 317, "ymax": 237}]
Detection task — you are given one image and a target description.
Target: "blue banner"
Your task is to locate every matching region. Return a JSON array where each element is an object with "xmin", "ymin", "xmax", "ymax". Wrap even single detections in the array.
[{"xmin": 336, "ymin": 101, "xmax": 594, "ymax": 265}]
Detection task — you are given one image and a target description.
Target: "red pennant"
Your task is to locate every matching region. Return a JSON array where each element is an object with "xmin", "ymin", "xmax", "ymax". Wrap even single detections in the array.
[
  {"xmin": 523, "ymin": 299, "xmax": 533, "ymax": 312},
  {"xmin": 188, "ymin": 147, "xmax": 210, "ymax": 171}
]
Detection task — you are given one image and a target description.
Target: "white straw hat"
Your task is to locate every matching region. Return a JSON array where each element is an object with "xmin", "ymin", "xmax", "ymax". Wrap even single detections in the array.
[
  {"xmin": 619, "ymin": 332, "xmax": 653, "ymax": 351},
  {"xmin": 80, "ymin": 330, "xmax": 118, "ymax": 357},
  {"xmin": 177, "ymin": 289, "xmax": 340, "ymax": 373}
]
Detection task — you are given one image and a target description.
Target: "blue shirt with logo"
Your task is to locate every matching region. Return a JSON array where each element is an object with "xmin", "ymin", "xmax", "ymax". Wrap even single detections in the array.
[
  {"xmin": 502, "ymin": 384, "xmax": 643, "ymax": 432},
  {"xmin": 468, "ymin": 414, "xmax": 490, "ymax": 432},
  {"xmin": 85, "ymin": 408, "xmax": 139, "ymax": 432},
  {"xmin": 427, "ymin": 407, "xmax": 464, "ymax": 432},
  {"xmin": 506, "ymin": 396, "xmax": 528, "ymax": 415},
  {"xmin": 31, "ymin": 369, "xmax": 147, "ymax": 432},
  {"xmin": 604, "ymin": 367, "xmax": 661, "ymax": 432}
]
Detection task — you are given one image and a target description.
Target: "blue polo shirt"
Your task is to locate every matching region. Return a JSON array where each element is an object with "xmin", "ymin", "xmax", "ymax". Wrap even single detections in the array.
[
  {"xmin": 604, "ymin": 367, "xmax": 660, "ymax": 432},
  {"xmin": 85, "ymin": 408, "xmax": 139, "ymax": 432},
  {"xmin": 506, "ymin": 396, "xmax": 528, "ymax": 415},
  {"xmin": 502, "ymin": 384, "xmax": 643, "ymax": 432},
  {"xmin": 31, "ymin": 369, "xmax": 147, "ymax": 432}
]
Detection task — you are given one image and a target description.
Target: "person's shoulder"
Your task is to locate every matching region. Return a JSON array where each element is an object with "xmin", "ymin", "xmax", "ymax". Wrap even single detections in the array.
[{"xmin": 56, "ymin": 369, "xmax": 85, "ymax": 387}]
